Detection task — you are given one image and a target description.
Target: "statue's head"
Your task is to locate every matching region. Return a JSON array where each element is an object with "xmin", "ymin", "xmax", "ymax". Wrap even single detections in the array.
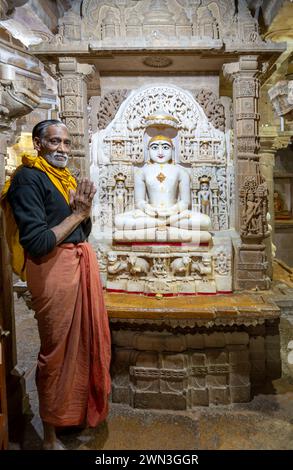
[
  {"xmin": 199, "ymin": 176, "xmax": 210, "ymax": 190},
  {"xmin": 108, "ymin": 252, "xmax": 118, "ymax": 263},
  {"xmin": 148, "ymin": 135, "xmax": 173, "ymax": 164},
  {"xmin": 247, "ymin": 190, "xmax": 255, "ymax": 202},
  {"xmin": 115, "ymin": 173, "xmax": 126, "ymax": 188}
]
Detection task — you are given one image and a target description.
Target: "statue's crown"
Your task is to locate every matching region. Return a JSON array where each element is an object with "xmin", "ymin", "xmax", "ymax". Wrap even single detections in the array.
[
  {"xmin": 145, "ymin": 110, "xmax": 179, "ymax": 138},
  {"xmin": 145, "ymin": 112, "xmax": 179, "ymax": 128},
  {"xmin": 200, "ymin": 176, "xmax": 210, "ymax": 184},
  {"xmin": 148, "ymin": 135, "xmax": 173, "ymax": 146},
  {"xmin": 115, "ymin": 172, "xmax": 126, "ymax": 182}
]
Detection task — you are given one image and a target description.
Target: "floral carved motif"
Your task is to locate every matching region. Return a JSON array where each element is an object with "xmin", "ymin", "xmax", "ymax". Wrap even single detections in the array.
[
  {"xmin": 97, "ymin": 90, "xmax": 129, "ymax": 130},
  {"xmin": 195, "ymin": 89, "xmax": 225, "ymax": 131}
]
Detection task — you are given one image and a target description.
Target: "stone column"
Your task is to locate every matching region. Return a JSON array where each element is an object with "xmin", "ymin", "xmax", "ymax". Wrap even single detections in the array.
[
  {"xmin": 56, "ymin": 57, "xmax": 95, "ymax": 177},
  {"xmin": 259, "ymin": 135, "xmax": 277, "ymax": 227},
  {"xmin": 223, "ymin": 56, "xmax": 270, "ymax": 290},
  {"xmin": 0, "ymin": 52, "xmax": 43, "ymax": 430},
  {"xmin": 259, "ymin": 135, "xmax": 277, "ymax": 279}
]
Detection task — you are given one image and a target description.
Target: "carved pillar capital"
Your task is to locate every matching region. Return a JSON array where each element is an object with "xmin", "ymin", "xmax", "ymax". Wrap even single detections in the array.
[
  {"xmin": 224, "ymin": 56, "xmax": 261, "ymax": 162},
  {"xmin": 56, "ymin": 58, "xmax": 98, "ymax": 177}
]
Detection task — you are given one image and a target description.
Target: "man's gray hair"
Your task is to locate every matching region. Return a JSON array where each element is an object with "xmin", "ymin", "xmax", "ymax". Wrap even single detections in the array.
[{"xmin": 32, "ymin": 120, "xmax": 67, "ymax": 140}]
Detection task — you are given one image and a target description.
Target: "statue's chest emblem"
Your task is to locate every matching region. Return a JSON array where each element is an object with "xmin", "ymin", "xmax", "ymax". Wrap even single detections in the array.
[{"xmin": 156, "ymin": 172, "xmax": 166, "ymax": 183}]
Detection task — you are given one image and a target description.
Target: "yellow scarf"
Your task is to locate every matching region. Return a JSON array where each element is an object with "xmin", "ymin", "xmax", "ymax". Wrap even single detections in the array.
[{"xmin": 0, "ymin": 154, "xmax": 77, "ymax": 280}]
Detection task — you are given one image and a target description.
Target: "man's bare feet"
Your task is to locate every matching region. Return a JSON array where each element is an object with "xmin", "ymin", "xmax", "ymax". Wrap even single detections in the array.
[
  {"xmin": 42, "ymin": 438, "xmax": 66, "ymax": 450},
  {"xmin": 42, "ymin": 421, "xmax": 66, "ymax": 450}
]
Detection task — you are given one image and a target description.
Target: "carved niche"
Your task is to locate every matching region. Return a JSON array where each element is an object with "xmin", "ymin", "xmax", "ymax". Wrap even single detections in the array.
[
  {"xmin": 90, "ymin": 84, "xmax": 230, "ymax": 236},
  {"xmin": 89, "ymin": 84, "xmax": 233, "ymax": 294}
]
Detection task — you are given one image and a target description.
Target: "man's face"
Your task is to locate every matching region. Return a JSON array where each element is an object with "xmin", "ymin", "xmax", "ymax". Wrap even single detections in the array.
[
  {"xmin": 149, "ymin": 139, "xmax": 172, "ymax": 164},
  {"xmin": 33, "ymin": 124, "xmax": 71, "ymax": 168}
]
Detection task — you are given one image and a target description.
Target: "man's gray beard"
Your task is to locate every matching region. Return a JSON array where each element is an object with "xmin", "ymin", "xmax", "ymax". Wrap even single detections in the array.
[{"xmin": 43, "ymin": 151, "xmax": 69, "ymax": 168}]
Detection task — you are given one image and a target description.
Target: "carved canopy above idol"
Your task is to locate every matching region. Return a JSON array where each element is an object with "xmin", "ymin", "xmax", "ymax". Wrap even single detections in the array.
[{"xmin": 90, "ymin": 85, "xmax": 233, "ymax": 294}]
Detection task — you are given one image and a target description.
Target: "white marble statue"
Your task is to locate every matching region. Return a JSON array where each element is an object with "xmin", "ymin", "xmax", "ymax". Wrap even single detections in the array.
[
  {"xmin": 114, "ymin": 135, "xmax": 211, "ymax": 243},
  {"xmin": 198, "ymin": 176, "xmax": 212, "ymax": 216}
]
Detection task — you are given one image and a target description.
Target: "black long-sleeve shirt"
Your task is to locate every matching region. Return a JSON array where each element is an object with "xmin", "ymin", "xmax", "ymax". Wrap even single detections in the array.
[{"xmin": 8, "ymin": 166, "xmax": 91, "ymax": 258}]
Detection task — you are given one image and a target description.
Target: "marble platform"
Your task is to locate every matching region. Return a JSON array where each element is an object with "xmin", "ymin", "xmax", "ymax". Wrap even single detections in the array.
[{"xmin": 106, "ymin": 292, "xmax": 281, "ymax": 409}]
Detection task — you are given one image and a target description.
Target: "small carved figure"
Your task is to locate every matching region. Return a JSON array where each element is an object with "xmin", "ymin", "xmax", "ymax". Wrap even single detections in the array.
[
  {"xmin": 107, "ymin": 252, "xmax": 128, "ymax": 274},
  {"xmin": 113, "ymin": 173, "xmax": 128, "ymax": 215},
  {"xmin": 152, "ymin": 257, "xmax": 167, "ymax": 278},
  {"xmin": 197, "ymin": 176, "xmax": 212, "ymax": 216},
  {"xmin": 242, "ymin": 190, "xmax": 261, "ymax": 234},
  {"xmin": 128, "ymin": 255, "xmax": 150, "ymax": 275},
  {"xmin": 200, "ymin": 141, "xmax": 211, "ymax": 156},
  {"xmin": 214, "ymin": 251, "xmax": 230, "ymax": 275},
  {"xmin": 191, "ymin": 255, "xmax": 212, "ymax": 276},
  {"xmin": 114, "ymin": 141, "xmax": 125, "ymax": 158},
  {"xmin": 170, "ymin": 256, "xmax": 191, "ymax": 276}
]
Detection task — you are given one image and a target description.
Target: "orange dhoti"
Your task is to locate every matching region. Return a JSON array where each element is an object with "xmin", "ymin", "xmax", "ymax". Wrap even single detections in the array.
[{"xmin": 26, "ymin": 242, "xmax": 111, "ymax": 427}]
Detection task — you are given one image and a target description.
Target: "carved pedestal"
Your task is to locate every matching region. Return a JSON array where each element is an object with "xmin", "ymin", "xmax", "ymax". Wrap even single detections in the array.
[
  {"xmin": 107, "ymin": 234, "xmax": 232, "ymax": 295},
  {"xmin": 107, "ymin": 292, "xmax": 281, "ymax": 409}
]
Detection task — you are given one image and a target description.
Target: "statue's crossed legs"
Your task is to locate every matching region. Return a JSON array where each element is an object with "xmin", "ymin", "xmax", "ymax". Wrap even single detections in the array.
[{"xmin": 114, "ymin": 210, "xmax": 211, "ymax": 243}]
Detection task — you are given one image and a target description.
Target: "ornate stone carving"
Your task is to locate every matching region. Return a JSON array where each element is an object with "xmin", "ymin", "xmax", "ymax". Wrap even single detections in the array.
[
  {"xmin": 143, "ymin": 56, "xmax": 172, "ymax": 68},
  {"xmin": 91, "ymin": 84, "xmax": 228, "ymax": 236},
  {"xmin": 191, "ymin": 254, "xmax": 212, "ymax": 276},
  {"xmin": 240, "ymin": 176, "xmax": 269, "ymax": 239},
  {"xmin": 128, "ymin": 255, "xmax": 150, "ymax": 276},
  {"xmin": 191, "ymin": 166, "xmax": 231, "ymax": 230},
  {"xmin": 97, "ymin": 90, "xmax": 129, "ymax": 130},
  {"xmin": 103, "ymin": 242, "xmax": 232, "ymax": 294},
  {"xmin": 56, "ymin": 58, "xmax": 96, "ymax": 176},
  {"xmin": 38, "ymin": 0, "xmax": 265, "ymax": 48},
  {"xmin": 90, "ymin": 84, "xmax": 233, "ymax": 294},
  {"xmin": 107, "ymin": 252, "xmax": 128, "ymax": 275},
  {"xmin": 268, "ymin": 81, "xmax": 293, "ymax": 120},
  {"xmin": 214, "ymin": 250, "xmax": 231, "ymax": 275},
  {"xmin": 170, "ymin": 256, "xmax": 191, "ymax": 276},
  {"xmin": 222, "ymin": 55, "xmax": 271, "ymax": 289},
  {"xmin": 0, "ymin": 67, "xmax": 41, "ymax": 126},
  {"xmin": 195, "ymin": 88, "xmax": 225, "ymax": 131}
]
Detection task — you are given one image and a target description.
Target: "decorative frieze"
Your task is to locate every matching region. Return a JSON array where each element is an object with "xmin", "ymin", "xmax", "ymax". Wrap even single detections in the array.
[{"xmin": 44, "ymin": 0, "xmax": 264, "ymax": 48}]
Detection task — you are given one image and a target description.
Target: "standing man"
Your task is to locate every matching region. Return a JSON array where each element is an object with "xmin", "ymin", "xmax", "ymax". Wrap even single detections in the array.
[{"xmin": 1, "ymin": 120, "xmax": 111, "ymax": 450}]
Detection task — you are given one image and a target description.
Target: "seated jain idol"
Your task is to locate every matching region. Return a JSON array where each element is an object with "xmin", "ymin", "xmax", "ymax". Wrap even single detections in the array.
[{"xmin": 114, "ymin": 123, "xmax": 211, "ymax": 244}]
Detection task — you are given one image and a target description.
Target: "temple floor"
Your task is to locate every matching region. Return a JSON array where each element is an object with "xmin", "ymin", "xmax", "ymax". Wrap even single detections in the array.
[{"xmin": 10, "ymin": 268, "xmax": 293, "ymax": 450}]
